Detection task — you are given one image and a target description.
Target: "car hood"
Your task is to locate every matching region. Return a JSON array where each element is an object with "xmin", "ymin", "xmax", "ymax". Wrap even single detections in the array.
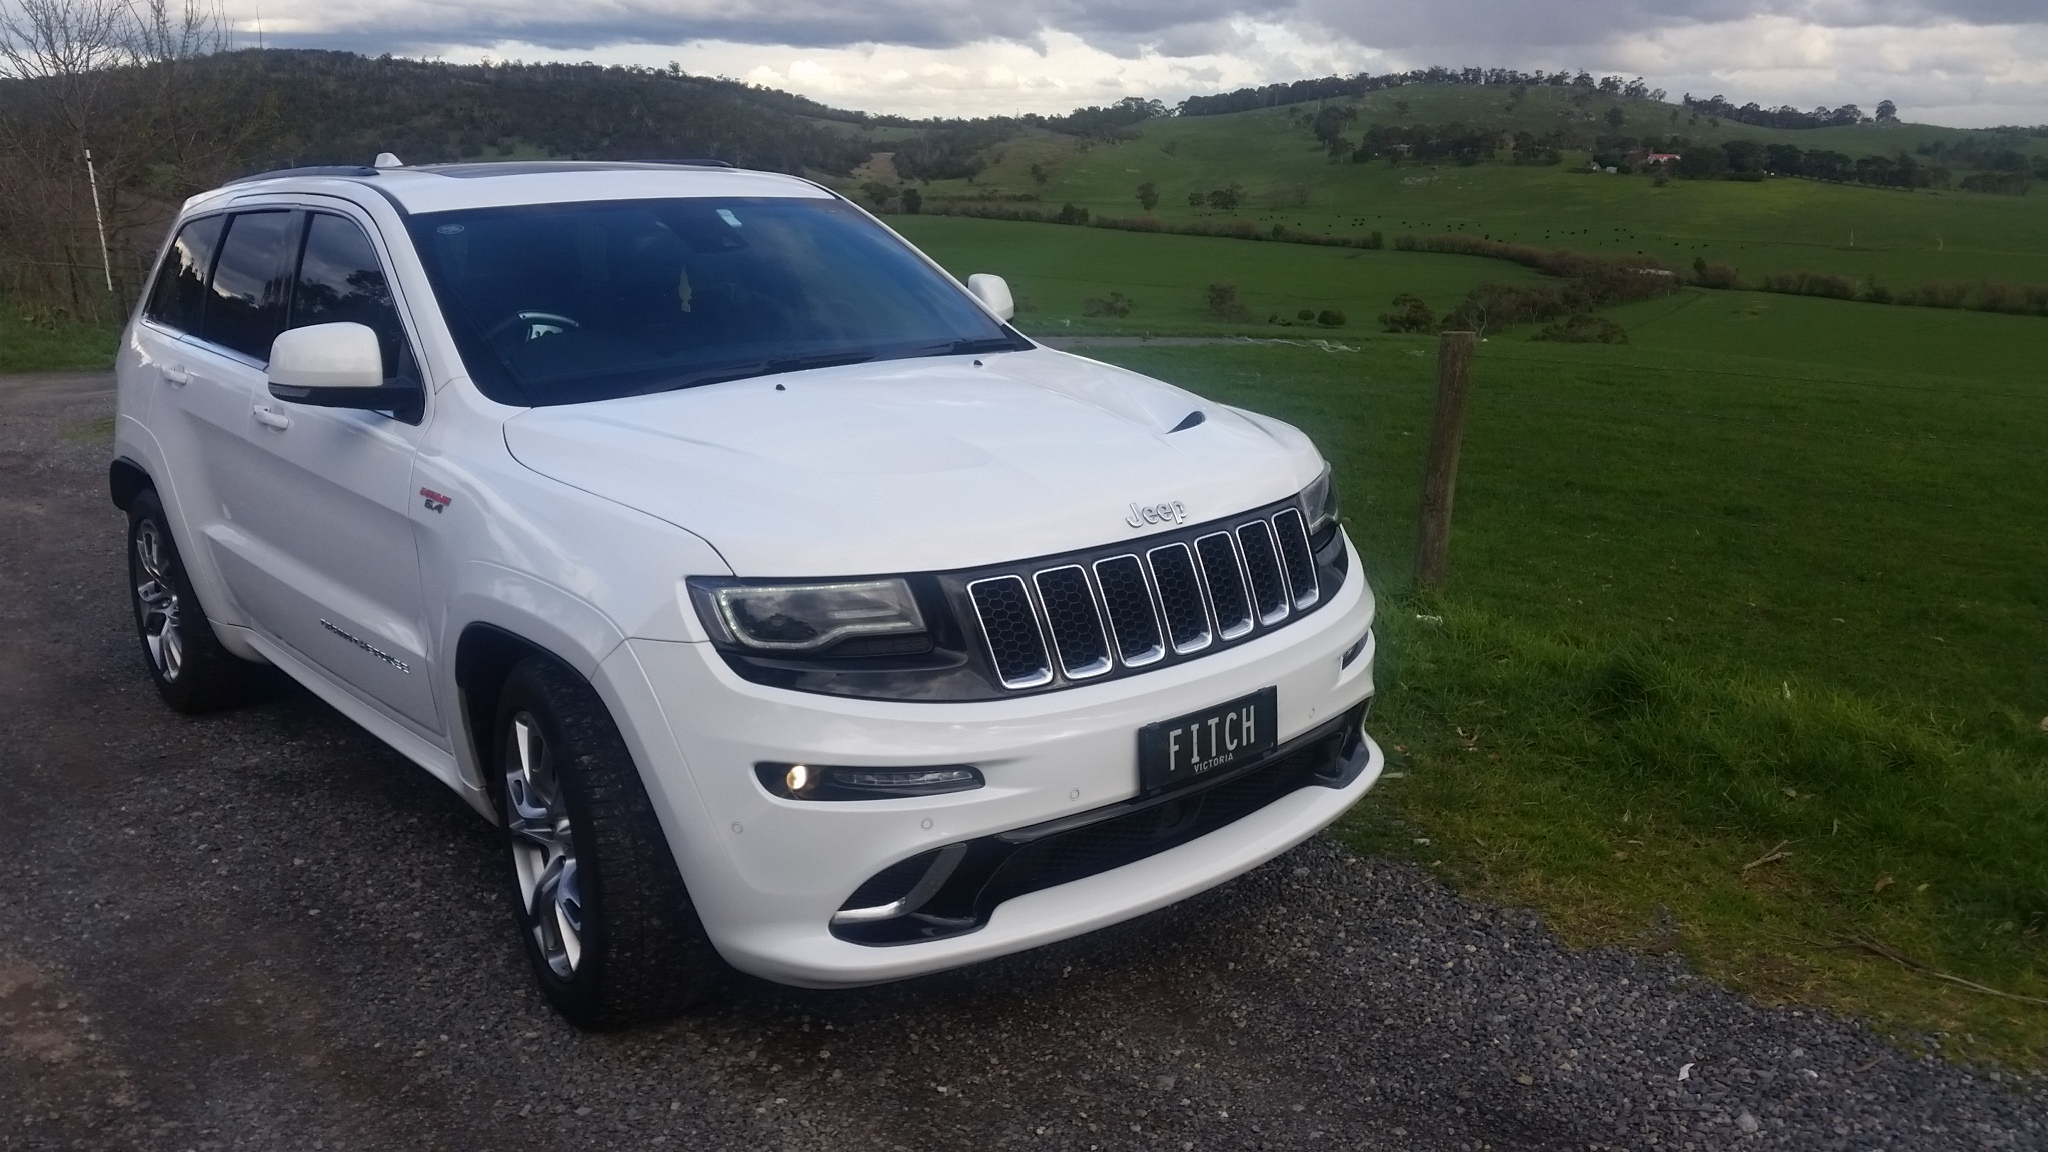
[{"xmin": 501, "ymin": 348, "xmax": 1324, "ymax": 576}]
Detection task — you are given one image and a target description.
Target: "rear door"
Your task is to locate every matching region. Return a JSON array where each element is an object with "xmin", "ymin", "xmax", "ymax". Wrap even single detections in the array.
[
  {"xmin": 137, "ymin": 209, "xmax": 293, "ymax": 628},
  {"xmin": 206, "ymin": 207, "xmax": 444, "ymax": 734}
]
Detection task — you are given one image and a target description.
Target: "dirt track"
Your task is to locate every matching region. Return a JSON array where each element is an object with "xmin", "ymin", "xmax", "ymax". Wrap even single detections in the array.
[{"xmin": 2, "ymin": 371, "xmax": 2039, "ymax": 1151}]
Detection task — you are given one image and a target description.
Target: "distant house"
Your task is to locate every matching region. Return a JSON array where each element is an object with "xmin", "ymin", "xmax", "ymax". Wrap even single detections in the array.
[{"xmin": 1646, "ymin": 152, "xmax": 1683, "ymax": 164}]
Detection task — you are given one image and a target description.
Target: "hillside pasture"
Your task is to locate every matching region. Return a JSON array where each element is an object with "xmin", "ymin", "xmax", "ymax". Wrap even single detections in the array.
[{"xmin": 911, "ymin": 86, "xmax": 2048, "ymax": 289}]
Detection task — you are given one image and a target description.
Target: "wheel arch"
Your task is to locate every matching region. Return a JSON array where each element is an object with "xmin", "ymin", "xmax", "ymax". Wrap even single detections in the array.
[
  {"xmin": 455, "ymin": 623, "xmax": 571, "ymax": 797},
  {"xmin": 109, "ymin": 456, "xmax": 152, "ymax": 510}
]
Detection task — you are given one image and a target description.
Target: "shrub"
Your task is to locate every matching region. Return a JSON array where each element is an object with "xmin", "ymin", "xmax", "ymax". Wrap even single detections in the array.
[
  {"xmin": 1691, "ymin": 257, "xmax": 1740, "ymax": 289},
  {"xmin": 1316, "ymin": 308, "xmax": 1346, "ymax": 328},
  {"xmin": 1082, "ymin": 291, "xmax": 1135, "ymax": 318},
  {"xmin": 1533, "ymin": 313, "xmax": 1629, "ymax": 343},
  {"xmin": 1960, "ymin": 172, "xmax": 2030, "ymax": 195},
  {"xmin": 898, "ymin": 187, "xmax": 921, "ymax": 214},
  {"xmin": 1379, "ymin": 293, "xmax": 1436, "ymax": 333},
  {"xmin": 1055, "ymin": 202, "xmax": 1091, "ymax": 225},
  {"xmin": 1206, "ymin": 282, "xmax": 1254, "ymax": 322},
  {"xmin": 1895, "ymin": 282, "xmax": 1971, "ymax": 309},
  {"xmin": 1762, "ymin": 271, "xmax": 1858, "ymax": 300},
  {"xmin": 1297, "ymin": 309, "xmax": 1314, "ymax": 322}
]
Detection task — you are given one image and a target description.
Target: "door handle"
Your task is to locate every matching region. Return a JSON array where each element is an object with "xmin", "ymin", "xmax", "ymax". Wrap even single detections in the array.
[
  {"xmin": 252, "ymin": 405, "xmax": 292, "ymax": 431},
  {"xmin": 161, "ymin": 364, "xmax": 190, "ymax": 385}
]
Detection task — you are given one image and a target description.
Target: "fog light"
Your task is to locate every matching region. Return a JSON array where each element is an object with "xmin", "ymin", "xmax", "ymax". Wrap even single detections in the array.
[{"xmin": 755, "ymin": 762, "xmax": 984, "ymax": 801}]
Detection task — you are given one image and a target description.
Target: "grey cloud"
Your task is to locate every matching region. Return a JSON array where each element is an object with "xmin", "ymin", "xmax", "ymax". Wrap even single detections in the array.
[
  {"xmin": 272, "ymin": 0, "xmax": 1295, "ymax": 57},
  {"xmin": 265, "ymin": 0, "xmax": 2048, "ymax": 68},
  {"xmin": 1299, "ymin": 0, "xmax": 2047, "ymax": 54}
]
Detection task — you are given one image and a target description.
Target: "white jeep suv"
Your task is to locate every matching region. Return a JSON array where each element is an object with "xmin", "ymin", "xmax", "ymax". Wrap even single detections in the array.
[{"xmin": 111, "ymin": 160, "xmax": 1382, "ymax": 1028}]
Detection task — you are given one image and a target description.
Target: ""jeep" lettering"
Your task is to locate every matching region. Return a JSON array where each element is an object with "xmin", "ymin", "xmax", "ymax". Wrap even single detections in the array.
[{"xmin": 1126, "ymin": 501, "xmax": 1188, "ymax": 528}]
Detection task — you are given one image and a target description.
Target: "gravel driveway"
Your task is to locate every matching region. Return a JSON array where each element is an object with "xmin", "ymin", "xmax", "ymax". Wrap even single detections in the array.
[{"xmin": 2, "ymin": 371, "xmax": 2040, "ymax": 1151}]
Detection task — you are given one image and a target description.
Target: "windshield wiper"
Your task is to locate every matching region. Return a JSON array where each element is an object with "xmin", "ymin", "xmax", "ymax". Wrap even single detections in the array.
[
  {"xmin": 633, "ymin": 350, "xmax": 877, "ymax": 396},
  {"xmin": 906, "ymin": 336, "xmax": 1030, "ymax": 359}
]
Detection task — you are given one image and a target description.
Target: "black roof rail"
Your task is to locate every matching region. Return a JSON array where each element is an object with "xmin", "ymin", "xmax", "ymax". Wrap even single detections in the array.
[
  {"xmin": 646, "ymin": 158, "xmax": 736, "ymax": 168},
  {"xmin": 223, "ymin": 165, "xmax": 379, "ymax": 187}
]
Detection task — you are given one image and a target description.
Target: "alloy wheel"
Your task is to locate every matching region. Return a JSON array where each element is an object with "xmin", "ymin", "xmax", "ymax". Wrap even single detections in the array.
[
  {"xmin": 134, "ymin": 520, "xmax": 184, "ymax": 682},
  {"xmin": 504, "ymin": 712, "xmax": 585, "ymax": 977}
]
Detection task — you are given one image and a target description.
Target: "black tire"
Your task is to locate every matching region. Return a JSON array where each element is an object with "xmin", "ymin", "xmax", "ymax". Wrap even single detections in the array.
[
  {"xmin": 127, "ymin": 488, "xmax": 256, "ymax": 713},
  {"xmin": 491, "ymin": 657, "xmax": 723, "ymax": 1029}
]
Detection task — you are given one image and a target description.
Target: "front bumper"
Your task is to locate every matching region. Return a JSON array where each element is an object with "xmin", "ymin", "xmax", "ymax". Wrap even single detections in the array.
[{"xmin": 608, "ymin": 536, "xmax": 1380, "ymax": 988}]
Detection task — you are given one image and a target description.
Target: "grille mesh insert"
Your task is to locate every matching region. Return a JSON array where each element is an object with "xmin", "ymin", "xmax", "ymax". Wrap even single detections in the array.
[
  {"xmin": 1146, "ymin": 543, "xmax": 1212, "ymax": 654},
  {"xmin": 1033, "ymin": 566, "xmax": 1112, "ymax": 678},
  {"xmin": 968, "ymin": 576, "xmax": 1052, "ymax": 688},
  {"xmin": 1236, "ymin": 520, "xmax": 1289, "ymax": 624},
  {"xmin": 1272, "ymin": 508, "xmax": 1319, "ymax": 608},
  {"xmin": 1195, "ymin": 533, "xmax": 1254, "ymax": 639},
  {"xmin": 1094, "ymin": 556, "xmax": 1164, "ymax": 665}
]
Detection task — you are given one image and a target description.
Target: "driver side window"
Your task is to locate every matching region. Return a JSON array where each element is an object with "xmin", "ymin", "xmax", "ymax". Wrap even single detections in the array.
[{"xmin": 288, "ymin": 213, "xmax": 415, "ymax": 384}]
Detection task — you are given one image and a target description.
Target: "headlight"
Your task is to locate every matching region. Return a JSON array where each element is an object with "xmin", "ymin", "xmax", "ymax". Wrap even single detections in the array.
[
  {"xmin": 1302, "ymin": 463, "xmax": 1339, "ymax": 534},
  {"xmin": 691, "ymin": 578, "xmax": 926, "ymax": 652}
]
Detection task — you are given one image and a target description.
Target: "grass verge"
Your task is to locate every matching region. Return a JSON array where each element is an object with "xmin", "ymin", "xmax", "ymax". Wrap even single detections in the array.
[{"xmin": 1, "ymin": 308, "xmax": 121, "ymax": 373}]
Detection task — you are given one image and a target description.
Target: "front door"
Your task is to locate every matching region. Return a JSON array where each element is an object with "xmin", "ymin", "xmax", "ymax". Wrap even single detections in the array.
[{"xmin": 201, "ymin": 206, "xmax": 444, "ymax": 735}]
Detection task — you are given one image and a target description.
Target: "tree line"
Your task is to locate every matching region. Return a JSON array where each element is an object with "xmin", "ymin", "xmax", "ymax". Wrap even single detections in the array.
[
  {"xmin": 1182, "ymin": 66, "xmax": 1664, "ymax": 118},
  {"xmin": 1677, "ymin": 94, "xmax": 1875, "ymax": 130}
]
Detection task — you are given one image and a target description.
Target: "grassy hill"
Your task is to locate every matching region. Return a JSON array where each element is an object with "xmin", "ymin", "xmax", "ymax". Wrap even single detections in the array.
[{"xmin": 897, "ymin": 84, "xmax": 2048, "ymax": 288}]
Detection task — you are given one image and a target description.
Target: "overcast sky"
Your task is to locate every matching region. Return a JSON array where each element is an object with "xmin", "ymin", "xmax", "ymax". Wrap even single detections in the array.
[{"xmin": 248, "ymin": 1, "xmax": 2048, "ymax": 127}]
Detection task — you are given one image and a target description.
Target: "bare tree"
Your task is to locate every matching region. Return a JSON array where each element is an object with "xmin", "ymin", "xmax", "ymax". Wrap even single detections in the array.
[{"xmin": 0, "ymin": 0, "xmax": 235, "ymax": 318}]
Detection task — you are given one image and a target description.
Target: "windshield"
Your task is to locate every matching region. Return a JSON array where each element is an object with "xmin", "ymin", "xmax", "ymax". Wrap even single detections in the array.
[{"xmin": 407, "ymin": 196, "xmax": 1029, "ymax": 406}]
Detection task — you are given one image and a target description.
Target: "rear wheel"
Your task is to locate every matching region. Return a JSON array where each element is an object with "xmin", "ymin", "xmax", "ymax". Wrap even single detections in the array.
[
  {"xmin": 127, "ymin": 489, "xmax": 255, "ymax": 713},
  {"xmin": 492, "ymin": 657, "xmax": 722, "ymax": 1028}
]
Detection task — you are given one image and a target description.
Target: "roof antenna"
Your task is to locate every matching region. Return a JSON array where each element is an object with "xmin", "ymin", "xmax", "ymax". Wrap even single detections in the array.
[{"xmin": 373, "ymin": 152, "xmax": 404, "ymax": 169}]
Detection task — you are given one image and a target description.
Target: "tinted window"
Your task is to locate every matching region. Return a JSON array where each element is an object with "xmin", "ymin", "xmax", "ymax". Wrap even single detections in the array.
[
  {"xmin": 408, "ymin": 197, "xmax": 1025, "ymax": 407},
  {"xmin": 143, "ymin": 215, "xmax": 225, "ymax": 334},
  {"xmin": 200, "ymin": 211, "xmax": 296, "ymax": 360},
  {"xmin": 289, "ymin": 214, "xmax": 412, "ymax": 381}
]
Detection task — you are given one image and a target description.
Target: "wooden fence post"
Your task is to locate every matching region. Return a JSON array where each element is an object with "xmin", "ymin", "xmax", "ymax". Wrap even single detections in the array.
[{"xmin": 1413, "ymin": 330, "xmax": 1477, "ymax": 588}]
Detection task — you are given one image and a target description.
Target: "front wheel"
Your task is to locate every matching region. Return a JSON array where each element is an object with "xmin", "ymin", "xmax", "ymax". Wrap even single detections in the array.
[
  {"xmin": 492, "ymin": 657, "xmax": 723, "ymax": 1028},
  {"xmin": 127, "ymin": 489, "xmax": 255, "ymax": 713}
]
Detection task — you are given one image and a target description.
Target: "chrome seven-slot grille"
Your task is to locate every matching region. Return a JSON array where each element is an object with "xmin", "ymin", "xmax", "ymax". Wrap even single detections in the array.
[{"xmin": 966, "ymin": 505, "xmax": 1325, "ymax": 690}]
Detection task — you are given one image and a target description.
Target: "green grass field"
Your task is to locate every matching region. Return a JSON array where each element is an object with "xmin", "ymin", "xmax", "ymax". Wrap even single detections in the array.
[
  {"xmin": 905, "ymin": 85, "xmax": 2048, "ymax": 289},
  {"xmin": 1048, "ymin": 298, "xmax": 2048, "ymax": 1067},
  {"xmin": 890, "ymin": 215, "xmax": 1537, "ymax": 333}
]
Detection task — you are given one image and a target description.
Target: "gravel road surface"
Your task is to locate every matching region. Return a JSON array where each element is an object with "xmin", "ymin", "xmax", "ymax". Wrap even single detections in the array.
[{"xmin": 2, "ymin": 371, "xmax": 2040, "ymax": 1151}]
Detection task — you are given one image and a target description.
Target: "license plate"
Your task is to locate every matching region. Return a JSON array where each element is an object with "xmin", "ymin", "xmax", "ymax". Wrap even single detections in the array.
[{"xmin": 1137, "ymin": 687, "xmax": 1278, "ymax": 797}]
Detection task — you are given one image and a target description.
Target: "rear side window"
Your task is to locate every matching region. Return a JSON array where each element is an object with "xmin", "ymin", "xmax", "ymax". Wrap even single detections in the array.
[
  {"xmin": 201, "ymin": 210, "xmax": 297, "ymax": 360},
  {"xmin": 288, "ymin": 213, "xmax": 413, "ymax": 381},
  {"xmin": 143, "ymin": 215, "xmax": 225, "ymax": 334}
]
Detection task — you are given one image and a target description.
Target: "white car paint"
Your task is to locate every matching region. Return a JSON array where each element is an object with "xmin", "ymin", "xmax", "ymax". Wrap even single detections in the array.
[{"xmin": 115, "ymin": 162, "xmax": 1381, "ymax": 987}]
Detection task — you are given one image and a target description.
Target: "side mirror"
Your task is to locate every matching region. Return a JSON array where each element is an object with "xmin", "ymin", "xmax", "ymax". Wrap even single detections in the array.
[
  {"xmin": 966, "ymin": 273, "xmax": 1015, "ymax": 322},
  {"xmin": 267, "ymin": 322, "xmax": 421, "ymax": 421}
]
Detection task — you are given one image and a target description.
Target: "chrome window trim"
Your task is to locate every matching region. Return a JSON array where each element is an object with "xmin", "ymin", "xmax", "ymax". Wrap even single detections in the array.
[
  {"xmin": 965, "ymin": 574, "xmax": 1055, "ymax": 689},
  {"xmin": 1144, "ymin": 542, "xmax": 1214, "ymax": 655},
  {"xmin": 1032, "ymin": 565, "xmax": 1114, "ymax": 680},
  {"xmin": 1091, "ymin": 554, "xmax": 1167, "ymax": 668}
]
